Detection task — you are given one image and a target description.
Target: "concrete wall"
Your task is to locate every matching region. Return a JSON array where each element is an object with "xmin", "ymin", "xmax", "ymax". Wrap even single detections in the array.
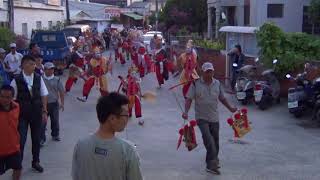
[
  {"xmin": 0, "ymin": 0, "xmax": 8, "ymax": 23},
  {"xmin": 250, "ymin": 0, "xmax": 311, "ymax": 32},
  {"xmin": 14, "ymin": 7, "xmax": 64, "ymax": 38}
]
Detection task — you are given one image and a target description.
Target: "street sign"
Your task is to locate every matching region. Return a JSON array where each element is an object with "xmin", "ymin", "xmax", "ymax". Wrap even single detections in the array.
[{"xmin": 105, "ymin": 7, "xmax": 121, "ymax": 20}]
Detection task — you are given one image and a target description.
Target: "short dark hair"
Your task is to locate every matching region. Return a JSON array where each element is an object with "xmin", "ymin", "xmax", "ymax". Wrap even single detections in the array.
[
  {"xmin": 29, "ymin": 43, "xmax": 37, "ymax": 50},
  {"xmin": 21, "ymin": 55, "xmax": 35, "ymax": 65},
  {"xmin": 235, "ymin": 44, "xmax": 242, "ymax": 53},
  {"xmin": 0, "ymin": 85, "xmax": 15, "ymax": 97},
  {"xmin": 96, "ymin": 92, "xmax": 129, "ymax": 124}
]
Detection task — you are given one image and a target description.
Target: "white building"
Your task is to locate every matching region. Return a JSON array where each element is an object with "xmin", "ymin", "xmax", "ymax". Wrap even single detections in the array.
[
  {"xmin": 0, "ymin": 0, "xmax": 64, "ymax": 39},
  {"xmin": 207, "ymin": 0, "xmax": 316, "ymax": 39}
]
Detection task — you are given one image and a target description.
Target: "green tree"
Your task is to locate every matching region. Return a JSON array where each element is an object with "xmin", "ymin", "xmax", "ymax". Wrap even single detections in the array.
[
  {"xmin": 0, "ymin": 27, "xmax": 15, "ymax": 51},
  {"xmin": 257, "ymin": 22, "xmax": 320, "ymax": 76},
  {"xmin": 159, "ymin": 0, "xmax": 207, "ymax": 35},
  {"xmin": 309, "ymin": 0, "xmax": 320, "ymax": 34}
]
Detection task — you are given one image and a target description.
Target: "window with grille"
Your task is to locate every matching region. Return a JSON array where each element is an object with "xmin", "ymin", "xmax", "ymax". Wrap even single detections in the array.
[
  {"xmin": 36, "ymin": 21, "xmax": 42, "ymax": 29},
  {"xmin": 267, "ymin": 4, "xmax": 284, "ymax": 18}
]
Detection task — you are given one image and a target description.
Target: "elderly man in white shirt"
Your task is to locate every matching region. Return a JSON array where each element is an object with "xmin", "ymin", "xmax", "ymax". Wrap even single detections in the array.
[
  {"xmin": 4, "ymin": 43, "xmax": 23, "ymax": 79},
  {"xmin": 10, "ymin": 55, "xmax": 48, "ymax": 173}
]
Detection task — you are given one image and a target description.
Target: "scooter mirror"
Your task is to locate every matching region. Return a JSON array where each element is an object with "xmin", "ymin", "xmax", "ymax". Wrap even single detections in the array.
[
  {"xmin": 286, "ymin": 74, "xmax": 291, "ymax": 79},
  {"xmin": 233, "ymin": 63, "xmax": 238, "ymax": 67},
  {"xmin": 273, "ymin": 59, "xmax": 278, "ymax": 64},
  {"xmin": 255, "ymin": 58, "xmax": 259, "ymax": 62}
]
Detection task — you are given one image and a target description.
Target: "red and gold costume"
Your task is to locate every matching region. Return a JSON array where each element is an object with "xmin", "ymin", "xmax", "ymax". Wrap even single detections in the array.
[
  {"xmin": 154, "ymin": 48, "xmax": 169, "ymax": 87},
  {"xmin": 77, "ymin": 51, "xmax": 110, "ymax": 102},
  {"xmin": 65, "ymin": 49, "xmax": 86, "ymax": 92},
  {"xmin": 137, "ymin": 45, "xmax": 152, "ymax": 78},
  {"xmin": 179, "ymin": 49, "xmax": 199, "ymax": 98},
  {"xmin": 117, "ymin": 67, "xmax": 142, "ymax": 118}
]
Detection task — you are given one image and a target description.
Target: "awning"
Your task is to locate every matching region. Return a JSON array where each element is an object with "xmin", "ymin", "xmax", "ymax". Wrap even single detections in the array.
[
  {"xmin": 123, "ymin": 13, "xmax": 143, "ymax": 20},
  {"xmin": 219, "ymin": 26, "xmax": 259, "ymax": 34}
]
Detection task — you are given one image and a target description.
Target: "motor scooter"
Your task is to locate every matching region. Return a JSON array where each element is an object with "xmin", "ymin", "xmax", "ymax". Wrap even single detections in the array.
[
  {"xmin": 286, "ymin": 72, "xmax": 314, "ymax": 117},
  {"xmin": 254, "ymin": 59, "xmax": 280, "ymax": 110},
  {"xmin": 312, "ymin": 77, "xmax": 320, "ymax": 124},
  {"xmin": 234, "ymin": 61, "xmax": 258, "ymax": 105}
]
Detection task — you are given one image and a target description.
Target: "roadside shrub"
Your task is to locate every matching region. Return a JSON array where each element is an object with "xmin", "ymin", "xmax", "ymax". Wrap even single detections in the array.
[
  {"xmin": 0, "ymin": 27, "xmax": 15, "ymax": 50},
  {"xmin": 257, "ymin": 22, "xmax": 320, "ymax": 76},
  {"xmin": 15, "ymin": 35, "xmax": 29, "ymax": 49},
  {"xmin": 194, "ymin": 39, "xmax": 224, "ymax": 50}
]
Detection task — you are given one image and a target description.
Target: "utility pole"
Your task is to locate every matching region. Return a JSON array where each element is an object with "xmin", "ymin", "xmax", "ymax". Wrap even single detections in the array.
[
  {"xmin": 155, "ymin": 0, "xmax": 158, "ymax": 31},
  {"xmin": 8, "ymin": 0, "xmax": 14, "ymax": 31},
  {"xmin": 66, "ymin": 0, "xmax": 71, "ymax": 25}
]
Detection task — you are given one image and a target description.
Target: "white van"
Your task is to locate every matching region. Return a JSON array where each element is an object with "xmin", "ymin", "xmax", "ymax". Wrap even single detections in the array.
[{"xmin": 63, "ymin": 24, "xmax": 91, "ymax": 38}]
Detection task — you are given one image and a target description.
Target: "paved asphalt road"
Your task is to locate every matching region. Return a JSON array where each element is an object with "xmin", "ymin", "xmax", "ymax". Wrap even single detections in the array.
[{"xmin": 3, "ymin": 51, "xmax": 320, "ymax": 180}]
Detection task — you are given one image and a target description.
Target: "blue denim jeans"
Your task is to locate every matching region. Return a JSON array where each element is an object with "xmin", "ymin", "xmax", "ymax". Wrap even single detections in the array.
[{"xmin": 18, "ymin": 118, "xmax": 41, "ymax": 163}]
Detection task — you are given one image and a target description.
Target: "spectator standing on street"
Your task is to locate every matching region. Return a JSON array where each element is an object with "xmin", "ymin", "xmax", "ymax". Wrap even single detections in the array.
[
  {"xmin": 4, "ymin": 43, "xmax": 23, "ymax": 81},
  {"xmin": 40, "ymin": 62, "xmax": 64, "ymax": 145},
  {"xmin": 103, "ymin": 30, "xmax": 111, "ymax": 50},
  {"xmin": 182, "ymin": 62, "xmax": 237, "ymax": 175},
  {"xmin": 34, "ymin": 55, "xmax": 44, "ymax": 76},
  {"xmin": 227, "ymin": 44, "xmax": 245, "ymax": 89},
  {"xmin": 10, "ymin": 55, "xmax": 48, "ymax": 173},
  {"xmin": 149, "ymin": 34, "xmax": 157, "ymax": 51},
  {"xmin": 72, "ymin": 92, "xmax": 143, "ymax": 180},
  {"xmin": 0, "ymin": 85, "xmax": 22, "ymax": 180},
  {"xmin": 0, "ymin": 48, "xmax": 10, "ymax": 87},
  {"xmin": 28, "ymin": 43, "xmax": 41, "ymax": 58}
]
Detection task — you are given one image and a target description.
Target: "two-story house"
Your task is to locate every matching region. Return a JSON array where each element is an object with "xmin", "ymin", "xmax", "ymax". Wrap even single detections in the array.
[
  {"xmin": 0, "ymin": 0, "xmax": 64, "ymax": 38},
  {"xmin": 207, "ymin": 0, "xmax": 318, "ymax": 39}
]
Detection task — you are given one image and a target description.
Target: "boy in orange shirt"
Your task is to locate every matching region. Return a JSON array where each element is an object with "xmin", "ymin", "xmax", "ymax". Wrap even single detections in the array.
[{"xmin": 0, "ymin": 85, "xmax": 21, "ymax": 180}]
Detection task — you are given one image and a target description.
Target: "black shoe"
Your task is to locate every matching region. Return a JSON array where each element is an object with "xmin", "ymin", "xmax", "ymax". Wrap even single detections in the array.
[
  {"xmin": 32, "ymin": 162, "xmax": 44, "ymax": 173},
  {"xmin": 52, "ymin": 136, "xmax": 61, "ymax": 141}
]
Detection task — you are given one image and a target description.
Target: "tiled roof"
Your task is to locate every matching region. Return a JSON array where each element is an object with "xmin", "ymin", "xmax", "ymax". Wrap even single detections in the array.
[{"xmin": 69, "ymin": 1, "xmax": 114, "ymax": 19}]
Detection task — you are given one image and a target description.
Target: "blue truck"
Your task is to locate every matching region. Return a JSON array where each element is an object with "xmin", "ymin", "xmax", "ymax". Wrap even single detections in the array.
[{"xmin": 19, "ymin": 30, "xmax": 72, "ymax": 75}]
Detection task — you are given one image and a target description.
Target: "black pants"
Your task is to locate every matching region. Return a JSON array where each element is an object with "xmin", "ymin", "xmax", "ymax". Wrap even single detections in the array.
[
  {"xmin": 18, "ymin": 117, "xmax": 42, "ymax": 163},
  {"xmin": 41, "ymin": 102, "xmax": 60, "ymax": 142},
  {"xmin": 197, "ymin": 119, "xmax": 220, "ymax": 169}
]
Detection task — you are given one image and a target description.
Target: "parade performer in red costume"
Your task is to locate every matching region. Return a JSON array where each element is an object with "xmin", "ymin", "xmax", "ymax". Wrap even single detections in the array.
[
  {"xmin": 154, "ymin": 38, "xmax": 169, "ymax": 88},
  {"xmin": 137, "ymin": 44, "xmax": 152, "ymax": 78},
  {"xmin": 179, "ymin": 46, "xmax": 199, "ymax": 98},
  {"xmin": 118, "ymin": 39, "xmax": 126, "ymax": 65},
  {"xmin": 65, "ymin": 45, "xmax": 86, "ymax": 92},
  {"xmin": 117, "ymin": 66, "xmax": 144, "ymax": 125},
  {"xmin": 131, "ymin": 46, "xmax": 138, "ymax": 66},
  {"xmin": 77, "ymin": 49, "xmax": 110, "ymax": 102}
]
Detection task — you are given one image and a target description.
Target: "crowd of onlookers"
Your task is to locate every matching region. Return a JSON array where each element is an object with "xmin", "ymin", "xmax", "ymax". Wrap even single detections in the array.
[{"xmin": 0, "ymin": 42, "xmax": 64, "ymax": 180}]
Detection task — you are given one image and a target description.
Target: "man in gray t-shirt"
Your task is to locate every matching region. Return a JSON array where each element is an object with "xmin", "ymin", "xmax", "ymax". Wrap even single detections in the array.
[
  {"xmin": 72, "ymin": 92, "xmax": 143, "ymax": 180},
  {"xmin": 183, "ymin": 62, "xmax": 237, "ymax": 175},
  {"xmin": 41, "ymin": 62, "xmax": 64, "ymax": 144}
]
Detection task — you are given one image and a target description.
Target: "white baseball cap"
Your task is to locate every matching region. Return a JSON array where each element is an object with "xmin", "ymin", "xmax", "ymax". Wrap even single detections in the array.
[
  {"xmin": 44, "ymin": 62, "xmax": 55, "ymax": 69},
  {"xmin": 202, "ymin": 62, "xmax": 214, "ymax": 72},
  {"xmin": 10, "ymin": 43, "xmax": 16, "ymax": 48},
  {"xmin": 0, "ymin": 48, "xmax": 5, "ymax": 53}
]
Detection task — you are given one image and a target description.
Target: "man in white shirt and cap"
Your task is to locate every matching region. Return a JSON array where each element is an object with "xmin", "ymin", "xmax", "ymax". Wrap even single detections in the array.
[
  {"xmin": 4, "ymin": 43, "xmax": 23, "ymax": 80},
  {"xmin": 10, "ymin": 55, "xmax": 48, "ymax": 173}
]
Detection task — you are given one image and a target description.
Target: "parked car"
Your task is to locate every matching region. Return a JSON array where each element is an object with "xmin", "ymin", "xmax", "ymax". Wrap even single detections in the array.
[
  {"xmin": 19, "ymin": 30, "xmax": 72, "ymax": 75},
  {"xmin": 143, "ymin": 33, "xmax": 165, "ymax": 53}
]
